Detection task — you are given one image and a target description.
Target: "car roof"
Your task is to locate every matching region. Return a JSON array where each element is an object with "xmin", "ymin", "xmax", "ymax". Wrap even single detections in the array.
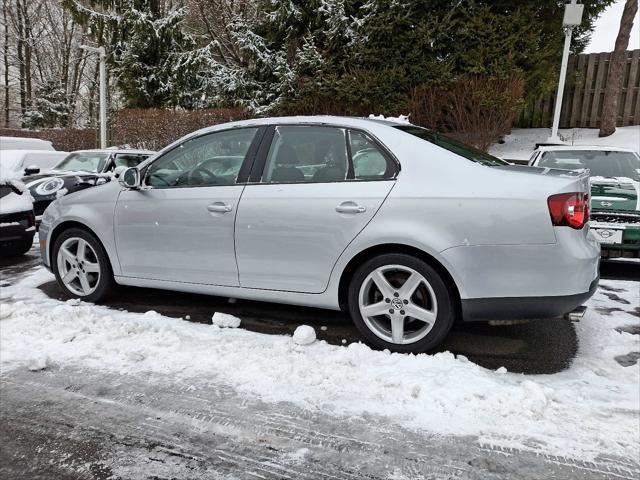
[
  {"xmin": 185, "ymin": 115, "xmax": 411, "ymax": 137},
  {"xmin": 70, "ymin": 148, "xmax": 156, "ymax": 155},
  {"xmin": 535, "ymin": 145, "xmax": 637, "ymax": 153},
  {"xmin": 0, "ymin": 149, "xmax": 67, "ymax": 157}
]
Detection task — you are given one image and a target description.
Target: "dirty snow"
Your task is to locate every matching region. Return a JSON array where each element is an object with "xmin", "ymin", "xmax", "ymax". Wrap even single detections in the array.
[
  {"xmin": 490, "ymin": 126, "xmax": 640, "ymax": 161},
  {"xmin": 0, "ymin": 268, "xmax": 638, "ymax": 462}
]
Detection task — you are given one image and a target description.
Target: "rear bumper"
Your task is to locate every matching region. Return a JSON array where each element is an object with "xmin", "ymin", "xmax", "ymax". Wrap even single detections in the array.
[{"xmin": 461, "ymin": 277, "xmax": 599, "ymax": 321}]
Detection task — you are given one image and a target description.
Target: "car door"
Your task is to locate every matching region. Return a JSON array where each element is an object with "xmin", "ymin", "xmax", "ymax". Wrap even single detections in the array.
[
  {"xmin": 235, "ymin": 125, "xmax": 398, "ymax": 293},
  {"xmin": 114, "ymin": 127, "xmax": 263, "ymax": 285}
]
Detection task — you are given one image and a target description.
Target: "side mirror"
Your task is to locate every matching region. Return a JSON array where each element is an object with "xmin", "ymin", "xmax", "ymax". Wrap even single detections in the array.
[
  {"xmin": 119, "ymin": 167, "xmax": 140, "ymax": 189},
  {"xmin": 113, "ymin": 165, "xmax": 127, "ymax": 178},
  {"xmin": 24, "ymin": 165, "xmax": 40, "ymax": 175}
]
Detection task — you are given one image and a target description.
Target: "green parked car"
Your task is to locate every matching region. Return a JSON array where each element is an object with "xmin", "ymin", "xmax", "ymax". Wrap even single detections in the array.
[{"xmin": 530, "ymin": 145, "xmax": 640, "ymax": 259}]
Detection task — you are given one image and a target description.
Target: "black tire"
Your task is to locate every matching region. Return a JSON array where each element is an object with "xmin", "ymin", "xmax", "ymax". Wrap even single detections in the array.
[
  {"xmin": 5, "ymin": 237, "xmax": 33, "ymax": 256},
  {"xmin": 52, "ymin": 227, "xmax": 115, "ymax": 303},
  {"xmin": 347, "ymin": 253, "xmax": 455, "ymax": 353}
]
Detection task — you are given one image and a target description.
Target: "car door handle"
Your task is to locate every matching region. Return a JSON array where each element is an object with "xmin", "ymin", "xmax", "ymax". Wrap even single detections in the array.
[
  {"xmin": 207, "ymin": 202, "xmax": 232, "ymax": 213},
  {"xmin": 336, "ymin": 202, "xmax": 367, "ymax": 214}
]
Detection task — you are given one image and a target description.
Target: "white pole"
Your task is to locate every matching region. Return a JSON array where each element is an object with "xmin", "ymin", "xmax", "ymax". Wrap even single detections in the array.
[
  {"xmin": 98, "ymin": 47, "xmax": 107, "ymax": 149},
  {"xmin": 548, "ymin": 27, "xmax": 573, "ymax": 143},
  {"xmin": 80, "ymin": 45, "xmax": 108, "ymax": 148}
]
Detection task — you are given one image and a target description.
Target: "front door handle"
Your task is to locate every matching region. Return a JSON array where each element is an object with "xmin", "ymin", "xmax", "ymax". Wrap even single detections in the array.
[
  {"xmin": 207, "ymin": 202, "xmax": 232, "ymax": 213},
  {"xmin": 336, "ymin": 201, "xmax": 367, "ymax": 214}
]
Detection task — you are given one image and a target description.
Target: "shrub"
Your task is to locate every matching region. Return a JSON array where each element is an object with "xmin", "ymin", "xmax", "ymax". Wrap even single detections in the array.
[
  {"xmin": 112, "ymin": 108, "xmax": 251, "ymax": 150},
  {"xmin": 409, "ymin": 75, "xmax": 525, "ymax": 151},
  {"xmin": 0, "ymin": 128, "xmax": 96, "ymax": 151}
]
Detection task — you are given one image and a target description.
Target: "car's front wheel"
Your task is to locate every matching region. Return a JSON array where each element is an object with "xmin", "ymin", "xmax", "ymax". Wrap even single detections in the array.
[
  {"xmin": 52, "ymin": 228, "xmax": 114, "ymax": 302},
  {"xmin": 348, "ymin": 253, "xmax": 455, "ymax": 353}
]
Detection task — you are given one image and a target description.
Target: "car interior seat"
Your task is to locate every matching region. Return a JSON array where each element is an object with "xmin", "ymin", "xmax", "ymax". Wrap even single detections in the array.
[{"xmin": 270, "ymin": 143, "xmax": 304, "ymax": 182}]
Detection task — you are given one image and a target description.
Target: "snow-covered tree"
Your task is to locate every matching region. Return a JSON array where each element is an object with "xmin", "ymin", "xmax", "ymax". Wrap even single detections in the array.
[
  {"xmin": 23, "ymin": 79, "xmax": 71, "ymax": 128},
  {"xmin": 63, "ymin": 0, "xmax": 195, "ymax": 108}
]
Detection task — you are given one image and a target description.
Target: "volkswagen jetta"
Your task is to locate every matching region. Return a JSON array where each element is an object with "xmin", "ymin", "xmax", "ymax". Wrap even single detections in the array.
[{"xmin": 38, "ymin": 117, "xmax": 600, "ymax": 353}]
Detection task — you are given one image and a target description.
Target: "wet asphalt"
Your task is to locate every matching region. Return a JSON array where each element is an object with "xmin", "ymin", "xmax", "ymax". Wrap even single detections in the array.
[{"xmin": 1, "ymin": 245, "xmax": 637, "ymax": 375}]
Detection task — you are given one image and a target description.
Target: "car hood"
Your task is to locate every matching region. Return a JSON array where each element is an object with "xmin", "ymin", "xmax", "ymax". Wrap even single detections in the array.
[
  {"xmin": 590, "ymin": 176, "xmax": 639, "ymax": 212},
  {"xmin": 22, "ymin": 170, "xmax": 100, "ymax": 183}
]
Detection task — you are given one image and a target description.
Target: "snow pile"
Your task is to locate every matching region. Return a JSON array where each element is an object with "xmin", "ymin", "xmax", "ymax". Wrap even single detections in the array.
[
  {"xmin": 0, "ymin": 268, "xmax": 638, "ymax": 461},
  {"xmin": 211, "ymin": 311, "xmax": 241, "ymax": 328},
  {"xmin": 292, "ymin": 325, "xmax": 316, "ymax": 345},
  {"xmin": 0, "ymin": 171, "xmax": 33, "ymax": 215},
  {"xmin": 489, "ymin": 126, "xmax": 640, "ymax": 161},
  {"xmin": 368, "ymin": 114, "xmax": 411, "ymax": 124}
]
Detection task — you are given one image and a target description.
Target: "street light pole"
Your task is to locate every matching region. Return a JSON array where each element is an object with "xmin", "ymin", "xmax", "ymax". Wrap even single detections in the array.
[
  {"xmin": 81, "ymin": 45, "xmax": 107, "ymax": 149},
  {"xmin": 547, "ymin": 0, "xmax": 584, "ymax": 144}
]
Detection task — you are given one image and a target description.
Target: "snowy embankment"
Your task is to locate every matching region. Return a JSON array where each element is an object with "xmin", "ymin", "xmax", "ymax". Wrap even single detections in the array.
[
  {"xmin": 489, "ymin": 126, "xmax": 640, "ymax": 161},
  {"xmin": 0, "ymin": 268, "xmax": 638, "ymax": 462}
]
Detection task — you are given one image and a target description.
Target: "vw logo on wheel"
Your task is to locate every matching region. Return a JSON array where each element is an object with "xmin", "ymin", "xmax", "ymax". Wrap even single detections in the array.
[{"xmin": 391, "ymin": 298, "xmax": 404, "ymax": 310}]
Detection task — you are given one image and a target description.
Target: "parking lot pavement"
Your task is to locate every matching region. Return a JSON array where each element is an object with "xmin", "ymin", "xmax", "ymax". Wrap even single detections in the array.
[{"xmin": 2, "ymin": 365, "xmax": 638, "ymax": 480}]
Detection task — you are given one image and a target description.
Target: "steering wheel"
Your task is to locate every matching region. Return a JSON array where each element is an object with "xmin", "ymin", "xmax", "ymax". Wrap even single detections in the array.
[{"xmin": 186, "ymin": 165, "xmax": 220, "ymax": 185}]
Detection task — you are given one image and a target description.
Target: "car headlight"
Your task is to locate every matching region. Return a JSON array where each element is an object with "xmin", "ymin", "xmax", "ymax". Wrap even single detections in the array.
[{"xmin": 35, "ymin": 177, "xmax": 65, "ymax": 196}]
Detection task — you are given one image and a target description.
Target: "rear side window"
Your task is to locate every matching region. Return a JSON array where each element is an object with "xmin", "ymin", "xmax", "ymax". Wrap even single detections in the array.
[
  {"xmin": 262, "ymin": 126, "xmax": 349, "ymax": 183},
  {"xmin": 260, "ymin": 125, "xmax": 397, "ymax": 184},
  {"xmin": 349, "ymin": 131, "xmax": 390, "ymax": 179},
  {"xmin": 394, "ymin": 125, "xmax": 507, "ymax": 166}
]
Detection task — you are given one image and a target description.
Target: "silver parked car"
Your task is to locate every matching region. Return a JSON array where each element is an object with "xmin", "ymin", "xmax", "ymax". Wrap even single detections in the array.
[{"xmin": 38, "ymin": 117, "xmax": 599, "ymax": 353}]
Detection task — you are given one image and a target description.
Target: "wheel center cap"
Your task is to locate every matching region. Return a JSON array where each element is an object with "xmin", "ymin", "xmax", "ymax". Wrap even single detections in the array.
[{"xmin": 391, "ymin": 298, "xmax": 404, "ymax": 310}]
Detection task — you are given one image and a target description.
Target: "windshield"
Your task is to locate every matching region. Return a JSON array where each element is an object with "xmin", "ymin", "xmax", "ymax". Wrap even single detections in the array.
[
  {"xmin": 394, "ymin": 125, "xmax": 508, "ymax": 166},
  {"xmin": 54, "ymin": 152, "xmax": 109, "ymax": 173},
  {"xmin": 538, "ymin": 150, "xmax": 640, "ymax": 181}
]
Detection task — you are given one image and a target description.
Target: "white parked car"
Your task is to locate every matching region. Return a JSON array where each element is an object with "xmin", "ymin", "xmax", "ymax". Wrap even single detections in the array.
[
  {"xmin": 0, "ymin": 136, "xmax": 54, "ymax": 151},
  {"xmin": 39, "ymin": 116, "xmax": 599, "ymax": 353},
  {"xmin": 0, "ymin": 149, "xmax": 68, "ymax": 176}
]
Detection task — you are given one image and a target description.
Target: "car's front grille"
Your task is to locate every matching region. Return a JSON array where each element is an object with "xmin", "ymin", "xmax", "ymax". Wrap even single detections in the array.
[{"xmin": 591, "ymin": 212, "xmax": 640, "ymax": 224}]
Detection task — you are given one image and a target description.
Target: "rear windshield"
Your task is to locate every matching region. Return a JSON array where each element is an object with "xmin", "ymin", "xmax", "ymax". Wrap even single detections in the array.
[
  {"xmin": 394, "ymin": 125, "xmax": 508, "ymax": 166},
  {"xmin": 538, "ymin": 150, "xmax": 640, "ymax": 181}
]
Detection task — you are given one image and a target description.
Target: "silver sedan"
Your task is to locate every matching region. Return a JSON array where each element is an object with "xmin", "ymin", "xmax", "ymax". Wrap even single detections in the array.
[{"xmin": 38, "ymin": 117, "xmax": 600, "ymax": 353}]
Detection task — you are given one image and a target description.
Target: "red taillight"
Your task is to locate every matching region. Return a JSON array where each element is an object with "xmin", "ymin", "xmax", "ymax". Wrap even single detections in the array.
[{"xmin": 547, "ymin": 192, "xmax": 589, "ymax": 229}]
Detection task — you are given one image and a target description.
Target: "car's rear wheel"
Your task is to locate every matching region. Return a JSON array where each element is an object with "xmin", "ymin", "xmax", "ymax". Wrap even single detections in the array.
[
  {"xmin": 348, "ymin": 253, "xmax": 455, "ymax": 353},
  {"xmin": 53, "ymin": 228, "xmax": 114, "ymax": 302}
]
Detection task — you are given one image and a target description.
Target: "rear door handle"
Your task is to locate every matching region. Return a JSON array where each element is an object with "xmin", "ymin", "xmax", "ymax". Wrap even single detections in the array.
[
  {"xmin": 207, "ymin": 202, "xmax": 232, "ymax": 213},
  {"xmin": 336, "ymin": 201, "xmax": 366, "ymax": 214}
]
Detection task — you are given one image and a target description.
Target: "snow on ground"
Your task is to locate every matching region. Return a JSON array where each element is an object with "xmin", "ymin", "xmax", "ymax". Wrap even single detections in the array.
[
  {"xmin": 0, "ymin": 268, "xmax": 638, "ymax": 462},
  {"xmin": 489, "ymin": 126, "xmax": 640, "ymax": 161}
]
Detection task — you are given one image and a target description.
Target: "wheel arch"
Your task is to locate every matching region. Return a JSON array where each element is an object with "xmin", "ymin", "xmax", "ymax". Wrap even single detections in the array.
[
  {"xmin": 49, "ymin": 220, "xmax": 115, "ymax": 274},
  {"xmin": 337, "ymin": 243, "xmax": 462, "ymax": 320}
]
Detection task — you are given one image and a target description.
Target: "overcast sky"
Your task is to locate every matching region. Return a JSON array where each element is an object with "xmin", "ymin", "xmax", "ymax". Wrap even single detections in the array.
[{"xmin": 585, "ymin": 0, "xmax": 640, "ymax": 53}]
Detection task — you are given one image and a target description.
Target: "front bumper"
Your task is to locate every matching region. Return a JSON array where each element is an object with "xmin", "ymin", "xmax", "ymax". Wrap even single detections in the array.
[
  {"xmin": 590, "ymin": 212, "xmax": 640, "ymax": 258},
  {"xmin": 0, "ymin": 210, "xmax": 36, "ymax": 253}
]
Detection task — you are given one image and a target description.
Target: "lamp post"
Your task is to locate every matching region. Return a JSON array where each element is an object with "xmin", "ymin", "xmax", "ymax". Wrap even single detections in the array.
[
  {"xmin": 547, "ymin": 0, "xmax": 584, "ymax": 143},
  {"xmin": 81, "ymin": 45, "xmax": 107, "ymax": 149}
]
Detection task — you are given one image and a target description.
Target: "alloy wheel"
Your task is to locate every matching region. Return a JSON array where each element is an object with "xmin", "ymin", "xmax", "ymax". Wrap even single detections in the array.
[
  {"xmin": 358, "ymin": 264, "xmax": 438, "ymax": 345},
  {"xmin": 56, "ymin": 237, "xmax": 101, "ymax": 296}
]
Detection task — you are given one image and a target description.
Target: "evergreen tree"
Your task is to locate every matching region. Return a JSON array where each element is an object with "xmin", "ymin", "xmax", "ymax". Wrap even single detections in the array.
[
  {"xmin": 63, "ymin": 0, "xmax": 195, "ymax": 108},
  {"xmin": 23, "ymin": 80, "xmax": 71, "ymax": 128}
]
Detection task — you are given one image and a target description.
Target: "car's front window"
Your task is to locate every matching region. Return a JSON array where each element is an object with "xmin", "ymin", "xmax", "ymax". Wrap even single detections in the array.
[
  {"xmin": 146, "ymin": 128, "xmax": 258, "ymax": 188},
  {"xmin": 394, "ymin": 125, "xmax": 508, "ymax": 166},
  {"xmin": 54, "ymin": 152, "xmax": 109, "ymax": 173},
  {"xmin": 538, "ymin": 150, "xmax": 640, "ymax": 181}
]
